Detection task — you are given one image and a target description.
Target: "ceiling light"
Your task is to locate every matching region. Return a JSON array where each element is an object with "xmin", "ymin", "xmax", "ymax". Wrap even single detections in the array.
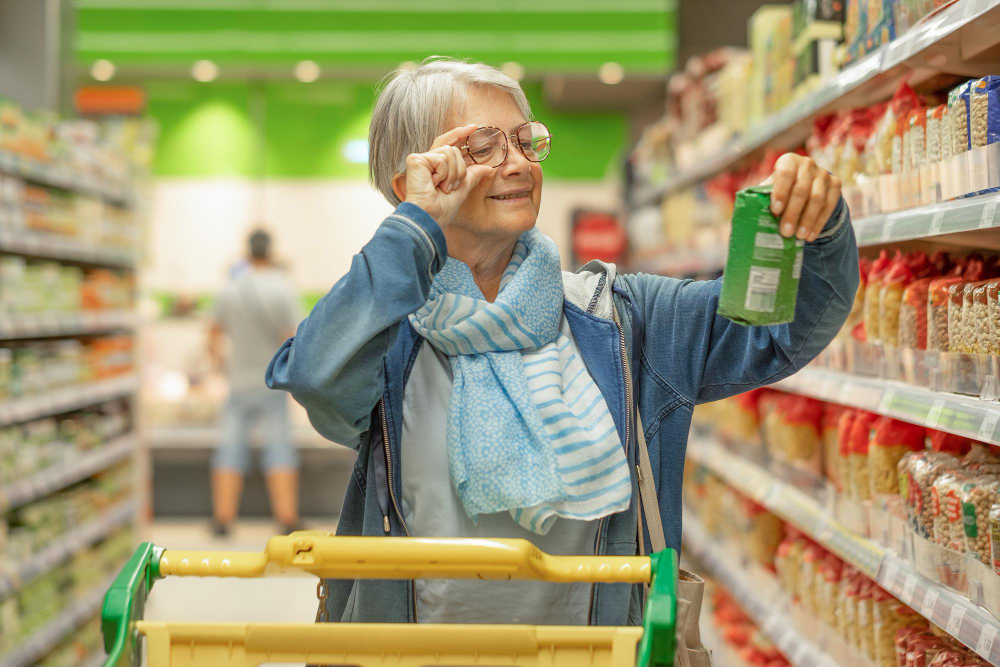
[
  {"xmin": 500, "ymin": 62, "xmax": 524, "ymax": 81},
  {"xmin": 192, "ymin": 60, "xmax": 219, "ymax": 83},
  {"xmin": 295, "ymin": 60, "xmax": 321, "ymax": 83},
  {"xmin": 598, "ymin": 62, "xmax": 625, "ymax": 85},
  {"xmin": 91, "ymin": 60, "xmax": 115, "ymax": 82}
]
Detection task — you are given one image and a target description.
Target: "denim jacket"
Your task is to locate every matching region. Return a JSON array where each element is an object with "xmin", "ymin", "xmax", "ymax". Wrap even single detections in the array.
[{"xmin": 267, "ymin": 200, "xmax": 858, "ymax": 626}]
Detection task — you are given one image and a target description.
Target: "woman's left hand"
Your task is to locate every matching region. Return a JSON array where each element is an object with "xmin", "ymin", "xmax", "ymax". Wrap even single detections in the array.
[{"xmin": 763, "ymin": 153, "xmax": 841, "ymax": 243}]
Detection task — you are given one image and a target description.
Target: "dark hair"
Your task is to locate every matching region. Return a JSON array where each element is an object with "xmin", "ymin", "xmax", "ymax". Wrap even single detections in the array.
[{"xmin": 249, "ymin": 230, "xmax": 271, "ymax": 260}]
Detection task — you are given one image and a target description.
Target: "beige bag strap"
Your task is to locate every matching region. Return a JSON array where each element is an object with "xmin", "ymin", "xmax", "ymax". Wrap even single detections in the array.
[{"xmin": 610, "ymin": 299, "xmax": 666, "ymax": 555}]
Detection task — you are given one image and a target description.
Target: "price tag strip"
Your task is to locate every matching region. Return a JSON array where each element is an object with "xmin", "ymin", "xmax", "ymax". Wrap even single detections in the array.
[
  {"xmin": 978, "ymin": 410, "xmax": 1000, "ymax": 444},
  {"xmin": 980, "ymin": 200, "xmax": 999, "ymax": 229},
  {"xmin": 929, "ymin": 210, "xmax": 945, "ymax": 236},
  {"xmin": 926, "ymin": 398, "xmax": 947, "ymax": 429}
]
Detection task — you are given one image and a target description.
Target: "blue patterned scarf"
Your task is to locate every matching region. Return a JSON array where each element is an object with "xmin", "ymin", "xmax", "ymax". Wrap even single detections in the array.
[{"xmin": 408, "ymin": 228, "xmax": 631, "ymax": 534}]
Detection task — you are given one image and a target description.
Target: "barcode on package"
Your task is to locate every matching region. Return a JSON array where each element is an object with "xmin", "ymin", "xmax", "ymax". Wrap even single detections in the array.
[
  {"xmin": 744, "ymin": 266, "xmax": 781, "ymax": 313},
  {"xmin": 792, "ymin": 250, "xmax": 804, "ymax": 280}
]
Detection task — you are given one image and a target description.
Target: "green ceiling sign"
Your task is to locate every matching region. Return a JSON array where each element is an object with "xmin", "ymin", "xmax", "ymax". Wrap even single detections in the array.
[{"xmin": 76, "ymin": 0, "xmax": 675, "ymax": 74}]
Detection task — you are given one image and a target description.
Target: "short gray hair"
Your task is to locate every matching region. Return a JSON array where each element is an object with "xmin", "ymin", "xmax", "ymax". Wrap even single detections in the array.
[{"xmin": 368, "ymin": 57, "xmax": 533, "ymax": 206}]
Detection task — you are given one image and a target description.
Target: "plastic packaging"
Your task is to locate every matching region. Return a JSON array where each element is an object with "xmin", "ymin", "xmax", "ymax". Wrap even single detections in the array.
[
  {"xmin": 990, "ymin": 503, "xmax": 1000, "ymax": 575},
  {"xmin": 856, "ymin": 577, "xmax": 875, "ymax": 658},
  {"xmin": 873, "ymin": 587, "xmax": 917, "ymax": 667},
  {"xmin": 900, "ymin": 277, "xmax": 933, "ymax": 350},
  {"xmin": 961, "ymin": 475, "xmax": 1000, "ymax": 565},
  {"xmin": 719, "ymin": 185, "xmax": 804, "ymax": 326},
  {"xmin": 839, "ymin": 409, "xmax": 857, "ymax": 498},
  {"xmin": 769, "ymin": 395, "xmax": 824, "ymax": 475},
  {"xmin": 870, "ymin": 417, "xmax": 926, "ymax": 499},
  {"xmin": 927, "ymin": 105, "xmax": 945, "ymax": 164},
  {"xmin": 948, "ymin": 281, "xmax": 970, "ymax": 353},
  {"xmin": 743, "ymin": 498, "xmax": 783, "ymax": 567},
  {"xmin": 837, "ymin": 565, "xmax": 860, "ymax": 641},
  {"xmin": 933, "ymin": 470, "xmax": 973, "ymax": 551},
  {"xmin": 928, "ymin": 278, "xmax": 964, "ymax": 352},
  {"xmin": 722, "ymin": 390, "xmax": 763, "ymax": 444},
  {"xmin": 820, "ymin": 553, "xmax": 843, "ymax": 630},
  {"xmin": 970, "ymin": 281, "xmax": 991, "ymax": 354},
  {"xmin": 904, "ymin": 451, "xmax": 962, "ymax": 538},
  {"xmin": 801, "ymin": 542, "xmax": 826, "ymax": 617},
  {"xmin": 909, "ymin": 107, "xmax": 928, "ymax": 170},
  {"xmin": 970, "ymin": 75, "xmax": 1000, "ymax": 149},
  {"xmin": 865, "ymin": 250, "xmax": 895, "ymax": 344},
  {"xmin": 849, "ymin": 410, "xmax": 878, "ymax": 501},
  {"xmin": 823, "ymin": 404, "xmax": 844, "ymax": 492},
  {"xmin": 949, "ymin": 81, "xmax": 972, "ymax": 155},
  {"xmin": 880, "ymin": 257, "xmax": 916, "ymax": 346}
]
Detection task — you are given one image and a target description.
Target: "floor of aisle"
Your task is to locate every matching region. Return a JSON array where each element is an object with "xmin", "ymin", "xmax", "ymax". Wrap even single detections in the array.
[{"xmin": 143, "ymin": 520, "xmax": 332, "ymax": 665}]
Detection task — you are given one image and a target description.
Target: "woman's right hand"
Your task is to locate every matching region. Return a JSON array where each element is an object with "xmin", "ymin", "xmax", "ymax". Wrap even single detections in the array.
[{"xmin": 401, "ymin": 124, "xmax": 492, "ymax": 227}]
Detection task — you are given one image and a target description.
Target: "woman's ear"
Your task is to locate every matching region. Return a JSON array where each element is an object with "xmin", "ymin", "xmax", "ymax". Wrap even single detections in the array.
[{"xmin": 392, "ymin": 172, "xmax": 406, "ymax": 203}]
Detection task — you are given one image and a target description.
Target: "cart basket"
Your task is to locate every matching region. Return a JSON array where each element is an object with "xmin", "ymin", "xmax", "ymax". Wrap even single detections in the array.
[{"xmin": 100, "ymin": 531, "xmax": 677, "ymax": 667}]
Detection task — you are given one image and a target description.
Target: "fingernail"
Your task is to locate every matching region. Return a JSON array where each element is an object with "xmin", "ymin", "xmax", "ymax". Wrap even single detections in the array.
[
  {"xmin": 772, "ymin": 200, "xmax": 784, "ymax": 215},
  {"xmin": 781, "ymin": 223, "xmax": 794, "ymax": 237},
  {"xmin": 453, "ymin": 181, "xmax": 460, "ymax": 190},
  {"xmin": 796, "ymin": 226, "xmax": 808, "ymax": 240}
]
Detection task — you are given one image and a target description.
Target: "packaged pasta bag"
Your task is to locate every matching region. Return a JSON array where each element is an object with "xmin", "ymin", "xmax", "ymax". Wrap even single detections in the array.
[
  {"xmin": 846, "ymin": 256, "xmax": 873, "ymax": 342},
  {"xmin": 823, "ymin": 404, "xmax": 845, "ymax": 491},
  {"xmin": 929, "ymin": 429, "xmax": 972, "ymax": 456},
  {"xmin": 744, "ymin": 497, "xmax": 783, "ymax": 567},
  {"xmin": 949, "ymin": 81, "xmax": 973, "ymax": 155},
  {"xmin": 873, "ymin": 587, "xmax": 917, "ymax": 666},
  {"xmin": 770, "ymin": 394, "xmax": 824, "ymax": 475},
  {"xmin": 908, "ymin": 635, "xmax": 954, "ymax": 667},
  {"xmin": 939, "ymin": 104, "xmax": 954, "ymax": 162},
  {"xmin": 841, "ymin": 109, "xmax": 876, "ymax": 187},
  {"xmin": 970, "ymin": 75, "xmax": 1000, "ymax": 149},
  {"xmin": 926, "ymin": 105, "xmax": 946, "ymax": 164},
  {"xmin": 722, "ymin": 389, "xmax": 763, "ymax": 444},
  {"xmin": 895, "ymin": 626, "xmax": 925, "ymax": 667},
  {"xmin": 819, "ymin": 552, "xmax": 843, "ymax": 630},
  {"xmin": 909, "ymin": 450, "xmax": 962, "ymax": 538},
  {"xmin": 837, "ymin": 565, "xmax": 861, "ymax": 640},
  {"xmin": 870, "ymin": 417, "xmax": 926, "ymax": 498},
  {"xmin": 839, "ymin": 408, "xmax": 857, "ymax": 498},
  {"xmin": 908, "ymin": 106, "xmax": 928, "ymax": 171},
  {"xmin": 849, "ymin": 410, "xmax": 879, "ymax": 501},
  {"xmin": 865, "ymin": 250, "xmax": 896, "ymax": 344},
  {"xmin": 885, "ymin": 80, "xmax": 921, "ymax": 174},
  {"xmin": 900, "ymin": 277, "xmax": 933, "ymax": 349},
  {"xmin": 800, "ymin": 542, "xmax": 826, "ymax": 616},
  {"xmin": 969, "ymin": 281, "xmax": 992, "ymax": 354},
  {"xmin": 929, "ymin": 649, "xmax": 970, "ymax": 667},
  {"xmin": 947, "ymin": 280, "xmax": 970, "ymax": 353},
  {"xmin": 880, "ymin": 255, "xmax": 917, "ymax": 346},
  {"xmin": 928, "ymin": 277, "xmax": 964, "ymax": 352},
  {"xmin": 758, "ymin": 389, "xmax": 783, "ymax": 454},
  {"xmin": 856, "ymin": 577, "xmax": 876, "ymax": 658},
  {"xmin": 960, "ymin": 475, "xmax": 1000, "ymax": 565},
  {"xmin": 990, "ymin": 503, "xmax": 1000, "ymax": 576},
  {"xmin": 934, "ymin": 470, "xmax": 973, "ymax": 550}
]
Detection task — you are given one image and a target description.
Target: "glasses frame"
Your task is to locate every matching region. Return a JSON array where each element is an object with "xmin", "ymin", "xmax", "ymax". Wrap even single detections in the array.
[{"xmin": 460, "ymin": 121, "xmax": 552, "ymax": 168}]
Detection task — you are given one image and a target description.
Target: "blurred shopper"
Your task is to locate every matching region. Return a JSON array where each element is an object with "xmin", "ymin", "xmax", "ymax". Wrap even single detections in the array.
[
  {"xmin": 209, "ymin": 230, "xmax": 302, "ymax": 536},
  {"xmin": 268, "ymin": 58, "xmax": 858, "ymax": 626}
]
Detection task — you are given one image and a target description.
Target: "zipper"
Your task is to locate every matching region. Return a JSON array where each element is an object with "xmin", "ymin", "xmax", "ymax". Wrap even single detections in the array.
[
  {"xmin": 588, "ymin": 313, "xmax": 633, "ymax": 622},
  {"xmin": 379, "ymin": 397, "xmax": 418, "ymax": 621}
]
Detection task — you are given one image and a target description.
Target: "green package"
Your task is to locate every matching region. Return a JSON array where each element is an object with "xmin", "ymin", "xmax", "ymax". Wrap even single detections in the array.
[{"xmin": 718, "ymin": 185, "xmax": 804, "ymax": 326}]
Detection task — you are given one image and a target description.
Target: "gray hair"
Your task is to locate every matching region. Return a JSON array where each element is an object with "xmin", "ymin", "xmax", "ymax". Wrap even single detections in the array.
[{"xmin": 368, "ymin": 57, "xmax": 533, "ymax": 206}]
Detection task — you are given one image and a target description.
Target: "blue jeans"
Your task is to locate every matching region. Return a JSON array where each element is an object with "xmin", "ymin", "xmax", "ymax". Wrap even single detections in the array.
[{"xmin": 213, "ymin": 388, "xmax": 298, "ymax": 473}]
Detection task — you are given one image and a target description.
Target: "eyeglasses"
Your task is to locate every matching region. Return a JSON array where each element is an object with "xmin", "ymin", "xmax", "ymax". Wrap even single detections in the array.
[{"xmin": 460, "ymin": 121, "xmax": 552, "ymax": 168}]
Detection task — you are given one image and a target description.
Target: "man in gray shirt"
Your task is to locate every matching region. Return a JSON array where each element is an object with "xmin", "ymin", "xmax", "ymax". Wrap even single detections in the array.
[{"xmin": 209, "ymin": 230, "xmax": 302, "ymax": 536}]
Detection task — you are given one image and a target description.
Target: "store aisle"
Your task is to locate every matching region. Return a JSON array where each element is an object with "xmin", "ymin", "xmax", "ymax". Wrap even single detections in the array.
[{"xmin": 144, "ymin": 521, "xmax": 322, "ymax": 625}]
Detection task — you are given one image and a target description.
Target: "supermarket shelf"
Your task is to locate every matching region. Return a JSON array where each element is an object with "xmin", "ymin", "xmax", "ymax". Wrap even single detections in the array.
[
  {"xmin": 776, "ymin": 366, "xmax": 1000, "ymax": 446},
  {"xmin": 0, "ymin": 150, "xmax": 133, "ymax": 206},
  {"xmin": 0, "ymin": 435, "xmax": 136, "ymax": 511},
  {"xmin": 0, "ymin": 227, "xmax": 137, "ymax": 269},
  {"xmin": 632, "ymin": 246, "xmax": 727, "ymax": 277},
  {"xmin": 0, "ymin": 572, "xmax": 117, "ymax": 667},
  {"xmin": 0, "ymin": 375, "xmax": 138, "ymax": 427},
  {"xmin": 0, "ymin": 310, "xmax": 137, "ymax": 340},
  {"xmin": 632, "ymin": 0, "xmax": 1000, "ymax": 205},
  {"xmin": 688, "ymin": 436, "xmax": 1000, "ymax": 663},
  {"xmin": 682, "ymin": 507, "xmax": 840, "ymax": 667},
  {"xmin": 853, "ymin": 191, "xmax": 1000, "ymax": 246},
  {"xmin": 0, "ymin": 500, "xmax": 134, "ymax": 600}
]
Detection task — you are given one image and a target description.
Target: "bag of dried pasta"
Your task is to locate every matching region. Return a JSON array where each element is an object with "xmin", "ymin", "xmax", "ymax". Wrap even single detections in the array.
[
  {"xmin": 823, "ymin": 404, "xmax": 845, "ymax": 491},
  {"xmin": 933, "ymin": 470, "xmax": 973, "ymax": 550},
  {"xmin": 908, "ymin": 450, "xmax": 963, "ymax": 538},
  {"xmin": 800, "ymin": 542, "xmax": 826, "ymax": 616},
  {"xmin": 849, "ymin": 410, "xmax": 879, "ymax": 501},
  {"xmin": 865, "ymin": 250, "xmax": 896, "ymax": 344},
  {"xmin": 987, "ymin": 279, "xmax": 999, "ymax": 356},
  {"xmin": 960, "ymin": 475, "xmax": 1000, "ymax": 565},
  {"xmin": 870, "ymin": 417, "xmax": 926, "ymax": 498},
  {"xmin": 843, "ymin": 256, "xmax": 872, "ymax": 341},
  {"xmin": 722, "ymin": 389, "xmax": 763, "ymax": 444},
  {"xmin": 900, "ymin": 277, "xmax": 933, "ymax": 350},
  {"xmin": 770, "ymin": 394, "xmax": 824, "ymax": 475},
  {"xmin": 873, "ymin": 585, "xmax": 917, "ymax": 666},
  {"xmin": 839, "ymin": 408, "xmax": 857, "ymax": 498},
  {"xmin": 929, "ymin": 429, "xmax": 972, "ymax": 457},
  {"xmin": 880, "ymin": 256, "xmax": 916, "ymax": 347},
  {"xmin": 841, "ymin": 566, "xmax": 862, "ymax": 649},
  {"xmin": 743, "ymin": 497, "xmax": 783, "ymax": 568},
  {"xmin": 928, "ymin": 277, "xmax": 964, "ymax": 352},
  {"xmin": 856, "ymin": 577, "xmax": 876, "ymax": 659},
  {"xmin": 969, "ymin": 281, "xmax": 992, "ymax": 354}
]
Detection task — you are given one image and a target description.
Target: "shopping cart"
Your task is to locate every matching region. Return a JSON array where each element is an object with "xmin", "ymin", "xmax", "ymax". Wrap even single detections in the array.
[{"xmin": 99, "ymin": 531, "xmax": 677, "ymax": 667}]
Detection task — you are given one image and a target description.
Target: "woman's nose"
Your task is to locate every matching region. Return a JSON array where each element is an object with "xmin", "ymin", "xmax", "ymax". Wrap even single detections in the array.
[{"xmin": 500, "ymin": 139, "xmax": 529, "ymax": 176}]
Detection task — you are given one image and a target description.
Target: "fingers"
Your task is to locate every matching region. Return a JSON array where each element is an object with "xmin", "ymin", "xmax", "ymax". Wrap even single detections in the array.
[
  {"xmin": 795, "ymin": 171, "xmax": 830, "ymax": 241},
  {"xmin": 778, "ymin": 159, "xmax": 817, "ymax": 237},
  {"xmin": 768, "ymin": 154, "xmax": 799, "ymax": 227},
  {"xmin": 432, "ymin": 145, "xmax": 466, "ymax": 194},
  {"xmin": 430, "ymin": 124, "xmax": 479, "ymax": 150},
  {"xmin": 459, "ymin": 164, "xmax": 492, "ymax": 194}
]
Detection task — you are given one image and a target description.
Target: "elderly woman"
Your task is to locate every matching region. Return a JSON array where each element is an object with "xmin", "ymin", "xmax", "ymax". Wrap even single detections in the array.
[{"xmin": 267, "ymin": 58, "xmax": 858, "ymax": 626}]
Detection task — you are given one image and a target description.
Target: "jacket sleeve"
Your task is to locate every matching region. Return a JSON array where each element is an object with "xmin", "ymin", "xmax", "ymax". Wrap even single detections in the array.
[
  {"xmin": 623, "ymin": 198, "xmax": 858, "ymax": 405},
  {"xmin": 266, "ymin": 203, "xmax": 447, "ymax": 449}
]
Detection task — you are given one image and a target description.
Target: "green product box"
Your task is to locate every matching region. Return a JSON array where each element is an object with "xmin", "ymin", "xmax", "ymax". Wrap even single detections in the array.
[{"xmin": 718, "ymin": 185, "xmax": 805, "ymax": 326}]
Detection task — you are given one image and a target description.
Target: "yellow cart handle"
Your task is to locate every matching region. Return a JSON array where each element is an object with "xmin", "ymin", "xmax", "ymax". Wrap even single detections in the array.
[{"xmin": 159, "ymin": 531, "xmax": 653, "ymax": 583}]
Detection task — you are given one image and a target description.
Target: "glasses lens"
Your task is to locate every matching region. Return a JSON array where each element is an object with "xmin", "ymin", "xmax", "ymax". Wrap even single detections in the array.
[
  {"xmin": 466, "ymin": 127, "xmax": 507, "ymax": 167},
  {"xmin": 517, "ymin": 122, "xmax": 551, "ymax": 162}
]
